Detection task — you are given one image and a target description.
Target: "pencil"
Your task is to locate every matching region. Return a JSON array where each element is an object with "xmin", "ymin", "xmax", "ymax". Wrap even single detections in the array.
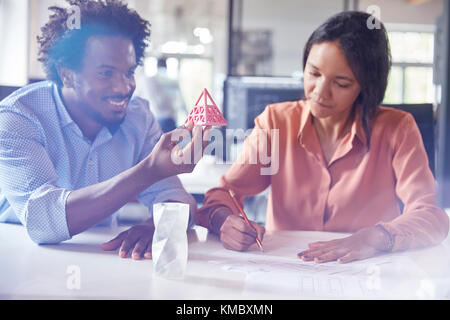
[{"xmin": 227, "ymin": 189, "xmax": 264, "ymax": 252}]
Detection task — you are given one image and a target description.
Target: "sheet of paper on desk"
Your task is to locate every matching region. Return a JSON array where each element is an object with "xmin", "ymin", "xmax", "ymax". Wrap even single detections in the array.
[
  {"xmin": 197, "ymin": 232, "xmax": 450, "ymax": 298},
  {"xmin": 204, "ymin": 233, "xmax": 399, "ymax": 278},
  {"xmin": 238, "ymin": 254, "xmax": 442, "ymax": 299},
  {"xmin": 243, "ymin": 267, "xmax": 450, "ymax": 299},
  {"xmin": 202, "ymin": 233, "xmax": 432, "ymax": 299},
  {"xmin": 206, "ymin": 248, "xmax": 395, "ymax": 298},
  {"xmin": 243, "ymin": 270, "xmax": 378, "ymax": 298}
]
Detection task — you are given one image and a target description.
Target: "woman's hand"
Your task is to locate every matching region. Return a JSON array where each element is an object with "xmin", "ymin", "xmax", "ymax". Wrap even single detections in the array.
[
  {"xmin": 211, "ymin": 207, "xmax": 265, "ymax": 252},
  {"xmin": 101, "ymin": 219, "xmax": 155, "ymax": 260},
  {"xmin": 297, "ymin": 226, "xmax": 392, "ymax": 264}
]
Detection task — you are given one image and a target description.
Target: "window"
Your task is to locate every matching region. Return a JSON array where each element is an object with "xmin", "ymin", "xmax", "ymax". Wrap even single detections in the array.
[{"xmin": 383, "ymin": 30, "xmax": 435, "ymax": 104}]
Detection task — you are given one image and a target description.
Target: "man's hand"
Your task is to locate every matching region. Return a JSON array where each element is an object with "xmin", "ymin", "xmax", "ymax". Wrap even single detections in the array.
[
  {"xmin": 101, "ymin": 219, "xmax": 155, "ymax": 260},
  {"xmin": 297, "ymin": 226, "xmax": 391, "ymax": 264},
  {"xmin": 145, "ymin": 121, "xmax": 211, "ymax": 181},
  {"xmin": 212, "ymin": 208, "xmax": 265, "ymax": 252}
]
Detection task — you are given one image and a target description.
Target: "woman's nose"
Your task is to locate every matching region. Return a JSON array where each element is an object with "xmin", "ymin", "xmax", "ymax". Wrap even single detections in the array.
[{"xmin": 313, "ymin": 78, "xmax": 331, "ymax": 100}]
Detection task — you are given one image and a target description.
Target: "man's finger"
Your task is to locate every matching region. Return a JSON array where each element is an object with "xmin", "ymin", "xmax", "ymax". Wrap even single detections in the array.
[
  {"xmin": 144, "ymin": 244, "xmax": 152, "ymax": 259},
  {"xmin": 119, "ymin": 232, "xmax": 140, "ymax": 258},
  {"xmin": 179, "ymin": 125, "xmax": 203, "ymax": 162},
  {"xmin": 181, "ymin": 120, "xmax": 194, "ymax": 131},
  {"xmin": 101, "ymin": 230, "xmax": 128, "ymax": 251},
  {"xmin": 131, "ymin": 238, "xmax": 149, "ymax": 260},
  {"xmin": 202, "ymin": 125, "xmax": 212, "ymax": 150},
  {"xmin": 163, "ymin": 123, "xmax": 193, "ymax": 149}
]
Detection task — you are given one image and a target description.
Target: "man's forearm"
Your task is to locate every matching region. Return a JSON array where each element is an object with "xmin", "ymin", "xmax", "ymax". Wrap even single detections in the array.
[{"xmin": 66, "ymin": 159, "xmax": 159, "ymax": 237}]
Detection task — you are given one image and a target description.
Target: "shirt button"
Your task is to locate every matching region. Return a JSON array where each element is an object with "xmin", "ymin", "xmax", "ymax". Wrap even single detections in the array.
[{"xmin": 88, "ymin": 159, "xmax": 94, "ymax": 165}]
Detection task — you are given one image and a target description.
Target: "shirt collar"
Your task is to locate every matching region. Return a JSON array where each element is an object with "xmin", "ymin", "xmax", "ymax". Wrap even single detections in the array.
[
  {"xmin": 52, "ymin": 83, "xmax": 75, "ymax": 128},
  {"xmin": 349, "ymin": 104, "xmax": 367, "ymax": 148},
  {"xmin": 297, "ymin": 99, "xmax": 312, "ymax": 140},
  {"xmin": 298, "ymin": 100, "xmax": 367, "ymax": 148},
  {"xmin": 51, "ymin": 83, "xmax": 115, "ymax": 144}
]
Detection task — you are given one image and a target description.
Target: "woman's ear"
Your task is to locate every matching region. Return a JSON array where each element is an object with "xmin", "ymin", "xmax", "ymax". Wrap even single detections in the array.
[{"xmin": 57, "ymin": 67, "xmax": 75, "ymax": 88}]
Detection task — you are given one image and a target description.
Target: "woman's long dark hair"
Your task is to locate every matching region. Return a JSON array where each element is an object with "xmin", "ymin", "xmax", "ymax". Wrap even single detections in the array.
[{"xmin": 302, "ymin": 11, "xmax": 391, "ymax": 147}]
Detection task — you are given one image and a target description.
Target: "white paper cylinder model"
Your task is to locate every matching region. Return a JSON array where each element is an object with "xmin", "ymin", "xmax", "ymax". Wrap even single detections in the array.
[{"xmin": 152, "ymin": 202, "xmax": 189, "ymax": 279}]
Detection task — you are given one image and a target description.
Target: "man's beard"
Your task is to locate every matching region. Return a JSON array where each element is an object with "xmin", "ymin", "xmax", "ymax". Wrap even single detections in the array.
[
  {"xmin": 87, "ymin": 106, "xmax": 126, "ymax": 135},
  {"xmin": 98, "ymin": 112, "xmax": 126, "ymax": 135}
]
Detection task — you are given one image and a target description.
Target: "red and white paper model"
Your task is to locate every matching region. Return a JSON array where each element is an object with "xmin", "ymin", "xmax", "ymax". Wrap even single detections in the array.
[{"xmin": 185, "ymin": 88, "xmax": 227, "ymax": 127}]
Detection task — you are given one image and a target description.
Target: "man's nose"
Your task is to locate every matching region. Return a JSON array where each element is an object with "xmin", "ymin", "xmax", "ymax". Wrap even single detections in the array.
[{"xmin": 112, "ymin": 74, "xmax": 134, "ymax": 95}]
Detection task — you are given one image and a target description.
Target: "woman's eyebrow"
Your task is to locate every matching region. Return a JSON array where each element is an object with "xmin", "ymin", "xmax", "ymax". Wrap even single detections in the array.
[
  {"xmin": 308, "ymin": 62, "xmax": 354, "ymax": 82},
  {"xmin": 308, "ymin": 62, "xmax": 319, "ymax": 70}
]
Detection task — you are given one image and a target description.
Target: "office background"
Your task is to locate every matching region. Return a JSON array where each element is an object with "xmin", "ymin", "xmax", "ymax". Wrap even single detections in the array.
[{"xmin": 0, "ymin": 0, "xmax": 449, "ymax": 214}]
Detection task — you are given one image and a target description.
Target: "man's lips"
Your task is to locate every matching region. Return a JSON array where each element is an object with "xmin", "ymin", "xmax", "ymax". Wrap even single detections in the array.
[{"xmin": 103, "ymin": 95, "xmax": 131, "ymax": 111}]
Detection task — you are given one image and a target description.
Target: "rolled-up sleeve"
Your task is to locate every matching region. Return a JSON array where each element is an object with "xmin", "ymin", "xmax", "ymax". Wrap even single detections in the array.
[
  {"xmin": 0, "ymin": 111, "xmax": 71, "ymax": 244},
  {"xmin": 379, "ymin": 113, "xmax": 449, "ymax": 251}
]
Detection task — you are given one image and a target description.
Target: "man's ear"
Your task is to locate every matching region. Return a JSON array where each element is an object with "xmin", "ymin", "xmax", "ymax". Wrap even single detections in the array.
[{"xmin": 57, "ymin": 66, "xmax": 75, "ymax": 88}]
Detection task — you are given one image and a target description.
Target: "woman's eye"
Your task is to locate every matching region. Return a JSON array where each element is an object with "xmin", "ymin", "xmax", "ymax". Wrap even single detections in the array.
[
  {"xmin": 309, "ymin": 72, "xmax": 320, "ymax": 77},
  {"xmin": 336, "ymin": 82, "xmax": 350, "ymax": 88}
]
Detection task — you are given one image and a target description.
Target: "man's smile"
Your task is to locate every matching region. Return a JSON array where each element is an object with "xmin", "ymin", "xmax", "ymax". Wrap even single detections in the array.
[{"xmin": 103, "ymin": 95, "xmax": 131, "ymax": 111}]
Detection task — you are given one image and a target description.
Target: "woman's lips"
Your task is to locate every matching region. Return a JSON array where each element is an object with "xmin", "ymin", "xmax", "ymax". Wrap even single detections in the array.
[{"xmin": 312, "ymin": 100, "xmax": 332, "ymax": 109}]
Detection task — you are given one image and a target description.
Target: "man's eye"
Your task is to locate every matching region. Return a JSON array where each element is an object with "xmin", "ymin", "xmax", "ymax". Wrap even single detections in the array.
[{"xmin": 99, "ymin": 70, "xmax": 113, "ymax": 77}]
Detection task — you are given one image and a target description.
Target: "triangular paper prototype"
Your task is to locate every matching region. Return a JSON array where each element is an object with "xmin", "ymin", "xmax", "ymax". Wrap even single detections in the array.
[{"xmin": 185, "ymin": 88, "xmax": 227, "ymax": 126}]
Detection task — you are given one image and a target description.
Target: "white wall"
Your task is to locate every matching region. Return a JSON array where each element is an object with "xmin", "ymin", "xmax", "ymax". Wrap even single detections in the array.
[
  {"xmin": 241, "ymin": 0, "xmax": 344, "ymax": 76},
  {"xmin": 359, "ymin": 0, "xmax": 443, "ymax": 26},
  {"xmin": 0, "ymin": 0, "xmax": 29, "ymax": 86},
  {"xmin": 2, "ymin": 0, "xmax": 445, "ymax": 84},
  {"xmin": 28, "ymin": 0, "xmax": 66, "ymax": 80}
]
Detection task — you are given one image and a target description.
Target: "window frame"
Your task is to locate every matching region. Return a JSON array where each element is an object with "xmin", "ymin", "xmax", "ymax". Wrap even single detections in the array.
[{"xmin": 384, "ymin": 23, "xmax": 436, "ymax": 105}]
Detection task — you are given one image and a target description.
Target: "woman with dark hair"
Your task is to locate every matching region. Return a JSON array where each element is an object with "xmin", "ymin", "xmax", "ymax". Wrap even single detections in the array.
[{"xmin": 196, "ymin": 11, "xmax": 449, "ymax": 263}]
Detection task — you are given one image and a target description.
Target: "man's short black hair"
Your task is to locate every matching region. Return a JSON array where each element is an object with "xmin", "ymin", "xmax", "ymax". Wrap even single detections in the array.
[{"xmin": 37, "ymin": 0, "xmax": 151, "ymax": 87}]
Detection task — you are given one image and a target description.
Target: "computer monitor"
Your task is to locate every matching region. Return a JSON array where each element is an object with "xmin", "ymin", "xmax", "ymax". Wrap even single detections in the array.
[
  {"xmin": 218, "ymin": 76, "xmax": 304, "ymax": 162},
  {"xmin": 223, "ymin": 76, "xmax": 304, "ymax": 131},
  {"xmin": 0, "ymin": 85, "xmax": 20, "ymax": 101}
]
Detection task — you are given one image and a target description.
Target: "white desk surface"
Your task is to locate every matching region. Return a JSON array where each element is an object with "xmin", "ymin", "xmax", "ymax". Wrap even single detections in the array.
[
  {"xmin": 1, "ymin": 222, "xmax": 450, "ymax": 300},
  {"xmin": 178, "ymin": 155, "xmax": 231, "ymax": 194}
]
